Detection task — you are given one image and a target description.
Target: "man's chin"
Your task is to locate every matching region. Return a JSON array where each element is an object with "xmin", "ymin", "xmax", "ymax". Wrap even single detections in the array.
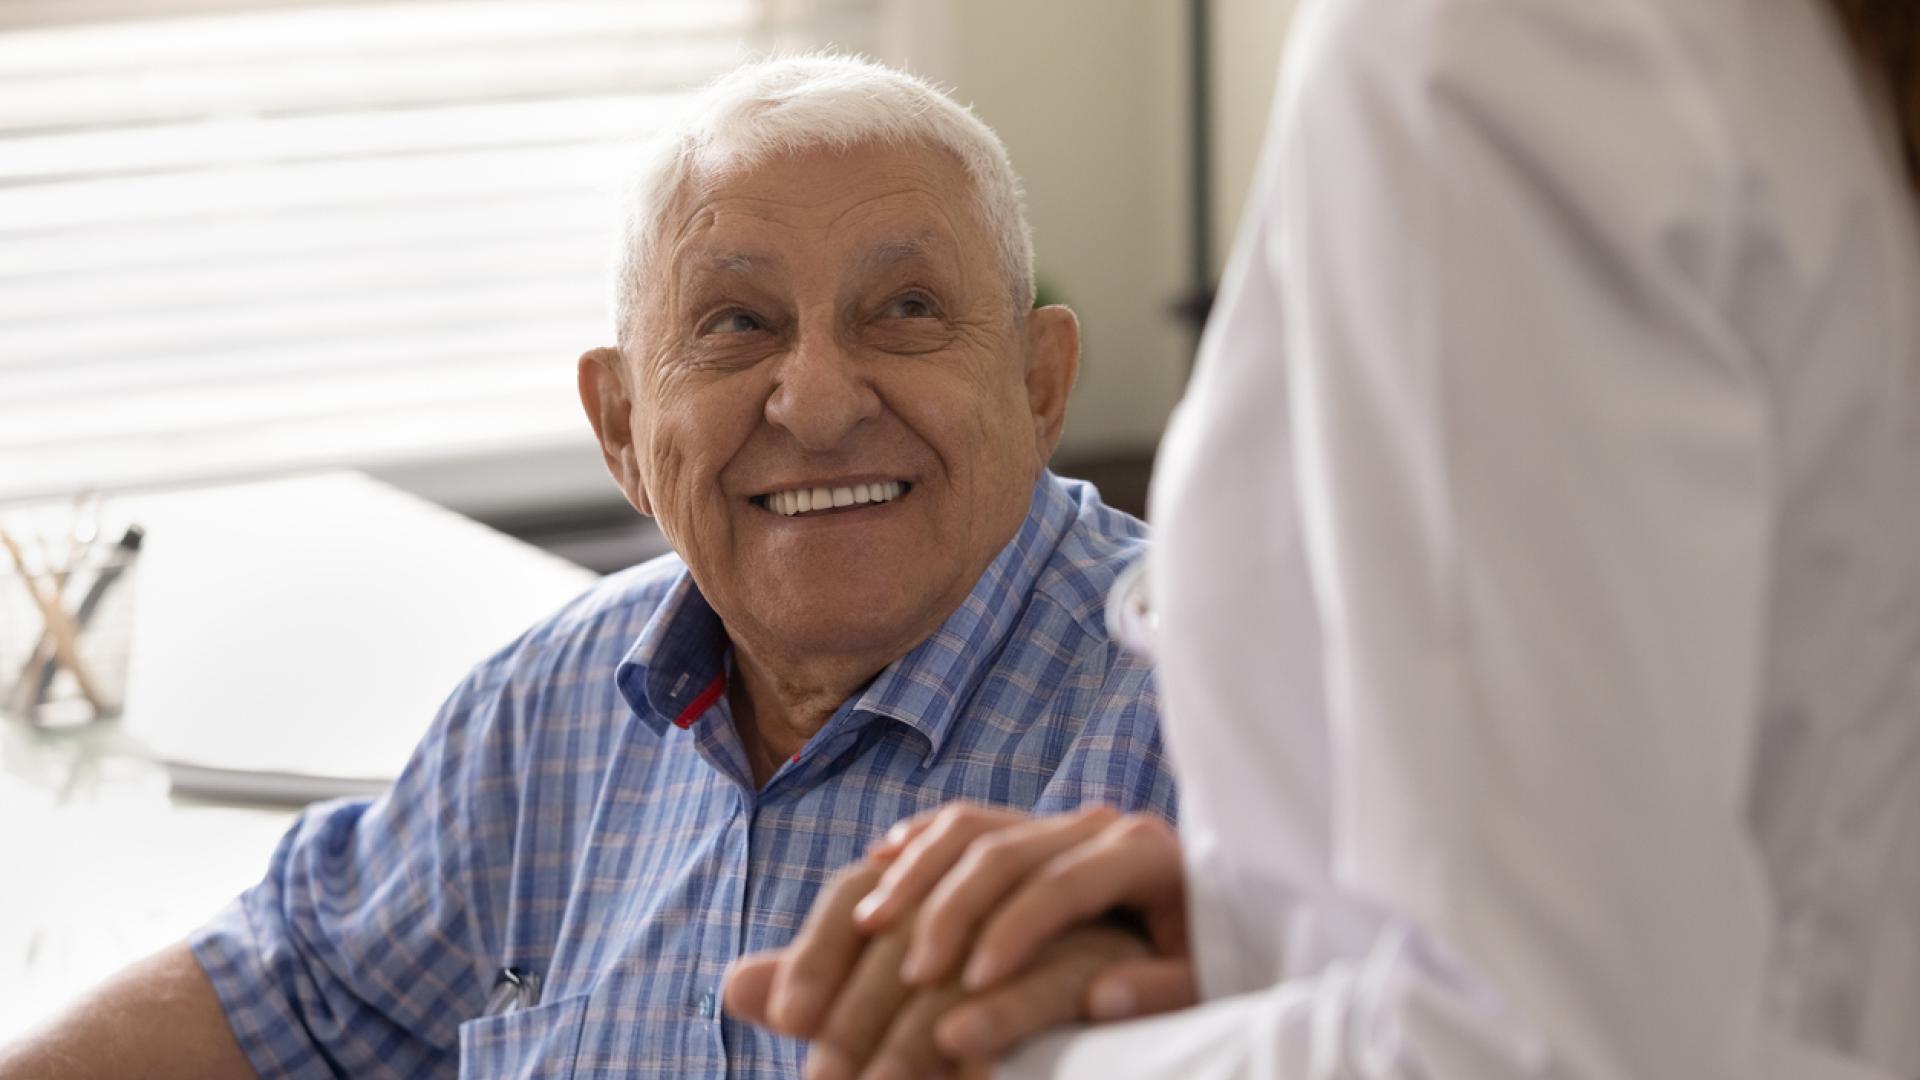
[
  {"xmin": 762, "ymin": 615, "xmax": 930, "ymax": 665},
  {"xmin": 743, "ymin": 590, "xmax": 957, "ymax": 669}
]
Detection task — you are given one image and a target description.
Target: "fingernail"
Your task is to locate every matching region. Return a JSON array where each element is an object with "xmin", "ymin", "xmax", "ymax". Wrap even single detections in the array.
[
  {"xmin": 899, "ymin": 943, "xmax": 933, "ymax": 985},
  {"xmin": 960, "ymin": 953, "xmax": 997, "ymax": 991},
  {"xmin": 852, "ymin": 891, "xmax": 886, "ymax": 926},
  {"xmin": 1088, "ymin": 982, "xmax": 1137, "ymax": 1020},
  {"xmin": 938, "ymin": 1007, "xmax": 996, "ymax": 1058},
  {"xmin": 805, "ymin": 1046, "xmax": 853, "ymax": 1080}
]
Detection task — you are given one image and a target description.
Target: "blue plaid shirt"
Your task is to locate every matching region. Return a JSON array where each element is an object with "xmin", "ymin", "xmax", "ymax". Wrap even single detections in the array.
[{"xmin": 191, "ymin": 473, "xmax": 1175, "ymax": 1079}]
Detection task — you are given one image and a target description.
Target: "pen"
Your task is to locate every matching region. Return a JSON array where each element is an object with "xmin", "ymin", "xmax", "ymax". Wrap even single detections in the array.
[{"xmin": 486, "ymin": 967, "xmax": 542, "ymax": 1015}]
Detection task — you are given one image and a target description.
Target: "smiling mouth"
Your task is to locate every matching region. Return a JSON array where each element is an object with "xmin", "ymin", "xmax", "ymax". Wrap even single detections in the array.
[{"xmin": 751, "ymin": 481, "xmax": 911, "ymax": 517}]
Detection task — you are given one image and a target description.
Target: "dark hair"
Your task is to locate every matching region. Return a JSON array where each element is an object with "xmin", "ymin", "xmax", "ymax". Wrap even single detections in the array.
[{"xmin": 1826, "ymin": 0, "xmax": 1919, "ymax": 190}]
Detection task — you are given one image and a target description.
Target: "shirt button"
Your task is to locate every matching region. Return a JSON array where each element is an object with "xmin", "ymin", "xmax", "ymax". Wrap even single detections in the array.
[{"xmin": 697, "ymin": 990, "xmax": 716, "ymax": 1019}]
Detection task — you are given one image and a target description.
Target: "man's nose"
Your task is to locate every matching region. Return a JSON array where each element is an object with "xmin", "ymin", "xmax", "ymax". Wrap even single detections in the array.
[{"xmin": 763, "ymin": 329, "xmax": 880, "ymax": 450}]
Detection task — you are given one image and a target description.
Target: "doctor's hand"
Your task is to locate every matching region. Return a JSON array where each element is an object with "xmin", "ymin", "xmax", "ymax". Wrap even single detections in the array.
[
  {"xmin": 724, "ymin": 805, "xmax": 1095, "ymax": 1035},
  {"xmin": 723, "ymin": 806, "xmax": 1030, "ymax": 1036},
  {"xmin": 866, "ymin": 804, "xmax": 1200, "ymax": 1052},
  {"xmin": 725, "ymin": 853, "xmax": 1151, "ymax": 1076},
  {"xmin": 729, "ymin": 915, "xmax": 1151, "ymax": 1078},
  {"xmin": 725, "ymin": 804, "xmax": 1169, "ymax": 1075}
]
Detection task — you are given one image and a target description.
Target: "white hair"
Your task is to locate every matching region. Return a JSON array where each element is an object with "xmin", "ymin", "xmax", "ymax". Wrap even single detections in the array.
[{"xmin": 612, "ymin": 53, "xmax": 1036, "ymax": 344}]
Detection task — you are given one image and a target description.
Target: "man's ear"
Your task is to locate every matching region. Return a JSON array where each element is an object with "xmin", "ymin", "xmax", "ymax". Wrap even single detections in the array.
[
  {"xmin": 576, "ymin": 346, "xmax": 653, "ymax": 517},
  {"xmin": 1024, "ymin": 304, "xmax": 1081, "ymax": 462}
]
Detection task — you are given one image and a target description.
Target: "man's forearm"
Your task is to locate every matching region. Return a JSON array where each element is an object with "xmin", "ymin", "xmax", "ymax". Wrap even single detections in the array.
[{"xmin": 0, "ymin": 941, "xmax": 256, "ymax": 1080}]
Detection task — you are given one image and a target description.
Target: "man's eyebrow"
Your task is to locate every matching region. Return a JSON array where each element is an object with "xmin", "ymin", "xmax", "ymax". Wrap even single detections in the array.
[
  {"xmin": 854, "ymin": 235, "xmax": 946, "ymax": 277},
  {"xmin": 692, "ymin": 251, "xmax": 780, "ymax": 277}
]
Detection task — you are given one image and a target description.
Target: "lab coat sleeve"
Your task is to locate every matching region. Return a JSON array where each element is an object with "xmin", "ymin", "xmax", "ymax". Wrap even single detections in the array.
[{"xmin": 1005, "ymin": 1, "xmax": 1778, "ymax": 1077}]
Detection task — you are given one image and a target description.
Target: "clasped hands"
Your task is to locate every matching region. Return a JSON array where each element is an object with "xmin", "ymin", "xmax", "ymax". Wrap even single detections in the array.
[{"xmin": 724, "ymin": 804, "xmax": 1195, "ymax": 1080}]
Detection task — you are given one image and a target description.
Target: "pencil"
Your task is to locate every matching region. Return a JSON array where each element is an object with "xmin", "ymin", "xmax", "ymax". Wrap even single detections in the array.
[
  {"xmin": 28, "ymin": 524, "xmax": 144, "ymax": 707},
  {"xmin": 0, "ymin": 526, "xmax": 108, "ymax": 713}
]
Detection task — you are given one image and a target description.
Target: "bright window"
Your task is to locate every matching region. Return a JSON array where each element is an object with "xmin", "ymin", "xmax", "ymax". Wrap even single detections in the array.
[{"xmin": 0, "ymin": 0, "xmax": 768, "ymax": 505}]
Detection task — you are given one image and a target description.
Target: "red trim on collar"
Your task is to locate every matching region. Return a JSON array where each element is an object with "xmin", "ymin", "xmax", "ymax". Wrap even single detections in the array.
[{"xmin": 673, "ymin": 672, "xmax": 728, "ymax": 729}]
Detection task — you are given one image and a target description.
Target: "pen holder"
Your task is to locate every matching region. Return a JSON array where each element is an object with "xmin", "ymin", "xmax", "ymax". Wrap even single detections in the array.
[{"xmin": 0, "ymin": 538, "xmax": 139, "ymax": 727}]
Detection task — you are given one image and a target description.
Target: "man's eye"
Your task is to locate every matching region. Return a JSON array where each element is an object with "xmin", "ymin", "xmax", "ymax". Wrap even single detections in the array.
[
  {"xmin": 883, "ymin": 293, "xmax": 937, "ymax": 319},
  {"xmin": 704, "ymin": 310, "xmax": 764, "ymax": 335}
]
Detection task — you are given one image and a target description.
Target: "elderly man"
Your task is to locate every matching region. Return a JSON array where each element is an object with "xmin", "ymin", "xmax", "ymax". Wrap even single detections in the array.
[{"xmin": 0, "ymin": 55, "xmax": 1173, "ymax": 1080}]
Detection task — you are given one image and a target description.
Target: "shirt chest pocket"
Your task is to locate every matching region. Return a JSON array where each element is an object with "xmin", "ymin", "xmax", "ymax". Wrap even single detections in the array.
[{"xmin": 457, "ymin": 993, "xmax": 590, "ymax": 1080}]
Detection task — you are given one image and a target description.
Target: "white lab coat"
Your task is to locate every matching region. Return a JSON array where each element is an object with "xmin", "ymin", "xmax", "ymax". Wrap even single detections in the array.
[{"xmin": 1007, "ymin": 0, "xmax": 1920, "ymax": 1077}]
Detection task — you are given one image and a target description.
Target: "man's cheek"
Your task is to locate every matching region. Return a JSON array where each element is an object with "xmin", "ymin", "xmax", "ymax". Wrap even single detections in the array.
[{"xmin": 639, "ymin": 439, "xmax": 694, "ymax": 539}]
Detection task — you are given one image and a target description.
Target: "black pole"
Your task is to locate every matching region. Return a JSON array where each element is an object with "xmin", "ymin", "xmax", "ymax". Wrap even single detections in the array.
[
  {"xmin": 1175, "ymin": 0, "xmax": 1216, "ymax": 364},
  {"xmin": 1189, "ymin": 0, "xmax": 1213, "ymax": 309}
]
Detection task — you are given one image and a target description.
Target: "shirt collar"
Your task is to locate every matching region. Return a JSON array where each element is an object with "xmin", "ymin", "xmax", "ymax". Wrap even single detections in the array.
[
  {"xmin": 615, "ymin": 471, "xmax": 1076, "ymax": 754},
  {"xmin": 617, "ymin": 571, "xmax": 731, "ymax": 735}
]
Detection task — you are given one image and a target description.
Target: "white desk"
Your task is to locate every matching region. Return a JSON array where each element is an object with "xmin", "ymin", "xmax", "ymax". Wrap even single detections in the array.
[
  {"xmin": 0, "ymin": 720, "xmax": 297, "ymax": 1041},
  {"xmin": 0, "ymin": 471, "xmax": 603, "ymax": 1041}
]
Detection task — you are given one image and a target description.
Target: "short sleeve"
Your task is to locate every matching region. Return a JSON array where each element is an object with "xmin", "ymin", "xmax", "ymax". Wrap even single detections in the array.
[{"xmin": 191, "ymin": 659, "xmax": 529, "ymax": 1078}]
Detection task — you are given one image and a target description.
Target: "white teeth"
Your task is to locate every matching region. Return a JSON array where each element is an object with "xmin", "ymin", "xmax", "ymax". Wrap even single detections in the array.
[{"xmin": 766, "ymin": 480, "xmax": 905, "ymax": 516}]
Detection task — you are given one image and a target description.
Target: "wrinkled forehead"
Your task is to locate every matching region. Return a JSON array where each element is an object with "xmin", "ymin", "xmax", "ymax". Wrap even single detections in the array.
[
  {"xmin": 679, "ymin": 232, "xmax": 955, "ymax": 289},
  {"xmin": 660, "ymin": 142, "xmax": 993, "ymax": 287}
]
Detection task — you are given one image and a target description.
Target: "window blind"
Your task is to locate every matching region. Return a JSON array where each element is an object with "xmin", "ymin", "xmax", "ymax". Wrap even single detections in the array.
[{"xmin": 0, "ymin": 0, "xmax": 765, "ymax": 505}]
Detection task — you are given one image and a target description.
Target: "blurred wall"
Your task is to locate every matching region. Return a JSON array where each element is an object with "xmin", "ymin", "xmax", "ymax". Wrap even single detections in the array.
[{"xmin": 1211, "ymin": 0, "xmax": 1294, "ymax": 277}]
